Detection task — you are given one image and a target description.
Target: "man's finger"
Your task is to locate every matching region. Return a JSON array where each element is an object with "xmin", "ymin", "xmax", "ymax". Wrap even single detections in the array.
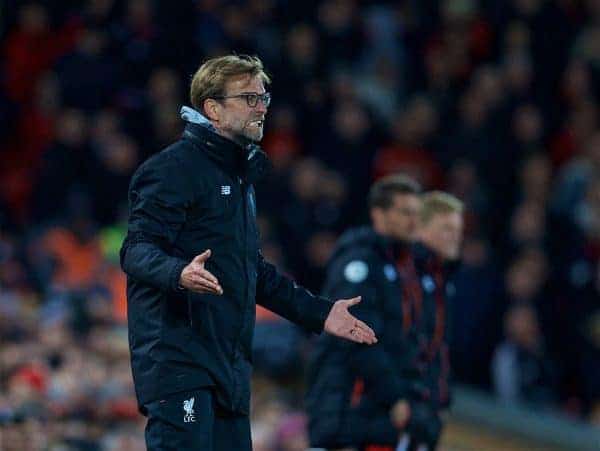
[
  {"xmin": 361, "ymin": 330, "xmax": 377, "ymax": 344},
  {"xmin": 190, "ymin": 267, "xmax": 219, "ymax": 286},
  {"xmin": 352, "ymin": 329, "xmax": 374, "ymax": 344},
  {"xmin": 351, "ymin": 320, "xmax": 377, "ymax": 343},
  {"xmin": 195, "ymin": 276, "xmax": 223, "ymax": 293},
  {"xmin": 188, "ymin": 273, "xmax": 221, "ymax": 290},
  {"xmin": 347, "ymin": 329, "xmax": 363, "ymax": 343},
  {"xmin": 192, "ymin": 249, "xmax": 211, "ymax": 264},
  {"xmin": 363, "ymin": 333, "xmax": 377, "ymax": 344},
  {"xmin": 192, "ymin": 280, "xmax": 222, "ymax": 294},
  {"xmin": 352, "ymin": 328, "xmax": 374, "ymax": 344},
  {"xmin": 354, "ymin": 319, "xmax": 376, "ymax": 337},
  {"xmin": 196, "ymin": 269, "xmax": 219, "ymax": 285},
  {"xmin": 196, "ymin": 280, "xmax": 222, "ymax": 293}
]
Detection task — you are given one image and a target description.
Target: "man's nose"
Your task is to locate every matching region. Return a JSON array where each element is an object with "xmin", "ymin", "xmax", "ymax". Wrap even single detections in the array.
[{"xmin": 254, "ymin": 101, "xmax": 268, "ymax": 113}]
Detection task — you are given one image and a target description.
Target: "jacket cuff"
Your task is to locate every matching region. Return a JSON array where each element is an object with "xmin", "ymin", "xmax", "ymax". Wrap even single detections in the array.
[
  {"xmin": 169, "ymin": 259, "xmax": 189, "ymax": 292},
  {"xmin": 311, "ymin": 296, "xmax": 334, "ymax": 333}
]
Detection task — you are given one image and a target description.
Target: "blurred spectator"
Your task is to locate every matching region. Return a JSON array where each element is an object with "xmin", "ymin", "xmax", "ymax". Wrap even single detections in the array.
[
  {"xmin": 30, "ymin": 109, "xmax": 90, "ymax": 223},
  {"xmin": 552, "ymin": 131, "xmax": 600, "ymax": 224},
  {"xmin": 372, "ymin": 95, "xmax": 443, "ymax": 188},
  {"xmin": 504, "ymin": 247, "xmax": 549, "ymax": 306},
  {"xmin": 550, "ymin": 100, "xmax": 598, "ymax": 169},
  {"xmin": 445, "ymin": 158, "xmax": 490, "ymax": 234},
  {"xmin": 518, "ymin": 153, "xmax": 552, "ymax": 204},
  {"xmin": 574, "ymin": 260, "xmax": 600, "ymax": 419},
  {"xmin": 56, "ymin": 27, "xmax": 119, "ymax": 111},
  {"xmin": 278, "ymin": 157, "xmax": 346, "ymax": 290},
  {"xmin": 492, "ymin": 303, "xmax": 557, "ymax": 406},
  {"xmin": 110, "ymin": 0, "xmax": 165, "ymax": 88},
  {"xmin": 316, "ymin": 0, "xmax": 363, "ymax": 69},
  {"xmin": 88, "ymin": 131, "xmax": 139, "ymax": 223},
  {"xmin": 502, "ymin": 51, "xmax": 534, "ymax": 106},
  {"xmin": 3, "ymin": 3, "xmax": 81, "ymax": 103},
  {"xmin": 450, "ymin": 236, "xmax": 502, "ymax": 388}
]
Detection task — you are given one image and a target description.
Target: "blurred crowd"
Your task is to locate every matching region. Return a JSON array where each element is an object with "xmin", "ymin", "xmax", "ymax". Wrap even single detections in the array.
[{"xmin": 1, "ymin": 0, "xmax": 600, "ymax": 449}]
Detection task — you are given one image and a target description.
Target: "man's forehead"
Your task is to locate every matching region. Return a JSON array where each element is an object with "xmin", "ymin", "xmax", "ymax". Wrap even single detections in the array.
[
  {"xmin": 430, "ymin": 211, "xmax": 463, "ymax": 225},
  {"xmin": 391, "ymin": 193, "xmax": 420, "ymax": 207},
  {"xmin": 225, "ymin": 74, "xmax": 265, "ymax": 93}
]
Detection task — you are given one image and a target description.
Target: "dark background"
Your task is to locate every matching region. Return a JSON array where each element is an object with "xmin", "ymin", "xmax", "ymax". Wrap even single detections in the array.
[{"xmin": 0, "ymin": 1, "xmax": 599, "ymax": 450}]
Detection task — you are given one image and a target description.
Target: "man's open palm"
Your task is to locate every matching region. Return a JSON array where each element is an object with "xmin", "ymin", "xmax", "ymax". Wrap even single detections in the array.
[
  {"xmin": 179, "ymin": 249, "xmax": 223, "ymax": 295},
  {"xmin": 323, "ymin": 296, "xmax": 377, "ymax": 344}
]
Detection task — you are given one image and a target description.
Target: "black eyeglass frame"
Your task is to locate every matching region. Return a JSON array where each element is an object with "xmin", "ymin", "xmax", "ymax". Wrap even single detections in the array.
[{"xmin": 212, "ymin": 92, "xmax": 271, "ymax": 107}]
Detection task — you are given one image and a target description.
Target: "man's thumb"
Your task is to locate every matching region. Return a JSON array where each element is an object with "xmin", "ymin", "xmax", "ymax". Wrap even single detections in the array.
[
  {"xmin": 193, "ymin": 249, "xmax": 211, "ymax": 264},
  {"xmin": 345, "ymin": 296, "xmax": 362, "ymax": 306}
]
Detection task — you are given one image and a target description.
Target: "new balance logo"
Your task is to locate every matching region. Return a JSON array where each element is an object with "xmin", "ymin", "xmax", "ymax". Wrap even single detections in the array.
[
  {"xmin": 183, "ymin": 397, "xmax": 195, "ymax": 423},
  {"xmin": 221, "ymin": 185, "xmax": 231, "ymax": 195}
]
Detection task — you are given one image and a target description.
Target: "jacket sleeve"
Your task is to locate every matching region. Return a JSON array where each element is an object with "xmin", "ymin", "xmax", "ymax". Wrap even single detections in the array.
[
  {"xmin": 255, "ymin": 251, "xmax": 333, "ymax": 333},
  {"xmin": 324, "ymin": 254, "xmax": 423, "ymax": 408},
  {"xmin": 119, "ymin": 157, "xmax": 189, "ymax": 292}
]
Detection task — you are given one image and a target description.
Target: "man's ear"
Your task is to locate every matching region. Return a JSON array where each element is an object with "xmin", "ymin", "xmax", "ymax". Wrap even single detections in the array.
[{"xmin": 203, "ymin": 98, "xmax": 220, "ymax": 122}]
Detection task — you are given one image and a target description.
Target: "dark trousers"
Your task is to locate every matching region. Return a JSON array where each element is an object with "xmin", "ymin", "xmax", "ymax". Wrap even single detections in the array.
[
  {"xmin": 143, "ymin": 388, "xmax": 251, "ymax": 451},
  {"xmin": 404, "ymin": 402, "xmax": 442, "ymax": 451},
  {"xmin": 309, "ymin": 411, "xmax": 399, "ymax": 449}
]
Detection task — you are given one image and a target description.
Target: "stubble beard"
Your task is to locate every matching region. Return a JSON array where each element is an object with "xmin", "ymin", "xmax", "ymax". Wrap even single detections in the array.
[
  {"xmin": 221, "ymin": 120, "xmax": 264, "ymax": 145},
  {"xmin": 242, "ymin": 121, "xmax": 264, "ymax": 142}
]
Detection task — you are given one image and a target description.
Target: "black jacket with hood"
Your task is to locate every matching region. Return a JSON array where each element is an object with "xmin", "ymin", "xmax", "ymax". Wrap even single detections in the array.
[{"xmin": 120, "ymin": 110, "xmax": 332, "ymax": 415}]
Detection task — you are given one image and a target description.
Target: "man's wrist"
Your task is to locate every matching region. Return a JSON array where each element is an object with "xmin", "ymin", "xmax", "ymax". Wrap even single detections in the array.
[{"xmin": 169, "ymin": 260, "xmax": 189, "ymax": 292}]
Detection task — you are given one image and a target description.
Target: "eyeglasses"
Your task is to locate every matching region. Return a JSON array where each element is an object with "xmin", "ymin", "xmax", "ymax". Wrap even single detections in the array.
[{"xmin": 213, "ymin": 92, "xmax": 271, "ymax": 108}]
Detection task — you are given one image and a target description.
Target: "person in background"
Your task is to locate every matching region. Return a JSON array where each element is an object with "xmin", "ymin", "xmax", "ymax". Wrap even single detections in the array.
[
  {"xmin": 492, "ymin": 303, "xmax": 557, "ymax": 407},
  {"xmin": 402, "ymin": 191, "xmax": 464, "ymax": 451},
  {"xmin": 305, "ymin": 174, "xmax": 427, "ymax": 451}
]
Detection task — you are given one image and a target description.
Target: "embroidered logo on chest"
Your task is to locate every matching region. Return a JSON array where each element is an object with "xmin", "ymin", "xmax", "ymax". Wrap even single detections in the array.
[{"xmin": 344, "ymin": 260, "xmax": 369, "ymax": 283}]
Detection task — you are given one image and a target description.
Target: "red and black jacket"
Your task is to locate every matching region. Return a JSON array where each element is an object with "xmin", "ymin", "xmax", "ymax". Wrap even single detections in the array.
[{"xmin": 411, "ymin": 242, "xmax": 459, "ymax": 410}]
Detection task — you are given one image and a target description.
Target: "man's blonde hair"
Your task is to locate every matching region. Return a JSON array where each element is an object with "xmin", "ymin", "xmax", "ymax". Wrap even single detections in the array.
[
  {"xmin": 421, "ymin": 191, "xmax": 464, "ymax": 224},
  {"xmin": 190, "ymin": 54, "xmax": 271, "ymax": 113}
]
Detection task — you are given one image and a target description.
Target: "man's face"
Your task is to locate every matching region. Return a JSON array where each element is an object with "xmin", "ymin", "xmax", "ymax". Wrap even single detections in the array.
[
  {"xmin": 373, "ymin": 194, "xmax": 422, "ymax": 243},
  {"xmin": 421, "ymin": 211, "xmax": 464, "ymax": 260},
  {"xmin": 215, "ymin": 75, "xmax": 268, "ymax": 143}
]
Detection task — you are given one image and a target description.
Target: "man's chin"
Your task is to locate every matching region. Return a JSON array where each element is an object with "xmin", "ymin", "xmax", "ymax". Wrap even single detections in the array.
[
  {"xmin": 245, "ymin": 132, "xmax": 263, "ymax": 143},
  {"xmin": 230, "ymin": 131, "xmax": 262, "ymax": 146}
]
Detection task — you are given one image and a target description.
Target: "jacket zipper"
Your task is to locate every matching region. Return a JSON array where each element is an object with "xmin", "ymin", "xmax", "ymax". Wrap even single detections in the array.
[
  {"xmin": 240, "ymin": 178, "xmax": 250, "ymax": 339},
  {"xmin": 231, "ymin": 176, "xmax": 248, "ymax": 410}
]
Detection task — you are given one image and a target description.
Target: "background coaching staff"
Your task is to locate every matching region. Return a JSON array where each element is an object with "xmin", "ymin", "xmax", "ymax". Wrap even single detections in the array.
[{"xmin": 120, "ymin": 54, "xmax": 377, "ymax": 451}]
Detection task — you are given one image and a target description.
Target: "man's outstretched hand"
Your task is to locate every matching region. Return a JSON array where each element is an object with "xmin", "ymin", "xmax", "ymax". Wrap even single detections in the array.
[
  {"xmin": 323, "ymin": 296, "xmax": 377, "ymax": 344},
  {"xmin": 179, "ymin": 249, "xmax": 223, "ymax": 295}
]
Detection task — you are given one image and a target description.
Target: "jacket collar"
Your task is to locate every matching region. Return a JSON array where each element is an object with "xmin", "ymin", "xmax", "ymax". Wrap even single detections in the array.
[
  {"xmin": 180, "ymin": 106, "xmax": 249, "ymax": 174},
  {"xmin": 412, "ymin": 241, "xmax": 461, "ymax": 275},
  {"xmin": 183, "ymin": 122, "xmax": 248, "ymax": 173},
  {"xmin": 331, "ymin": 226, "xmax": 411, "ymax": 262}
]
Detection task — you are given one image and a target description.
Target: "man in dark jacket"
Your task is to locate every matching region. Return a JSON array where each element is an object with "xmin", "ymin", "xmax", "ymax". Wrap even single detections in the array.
[
  {"xmin": 404, "ymin": 191, "xmax": 464, "ymax": 451},
  {"xmin": 119, "ymin": 54, "xmax": 376, "ymax": 451},
  {"xmin": 305, "ymin": 174, "xmax": 426, "ymax": 451}
]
